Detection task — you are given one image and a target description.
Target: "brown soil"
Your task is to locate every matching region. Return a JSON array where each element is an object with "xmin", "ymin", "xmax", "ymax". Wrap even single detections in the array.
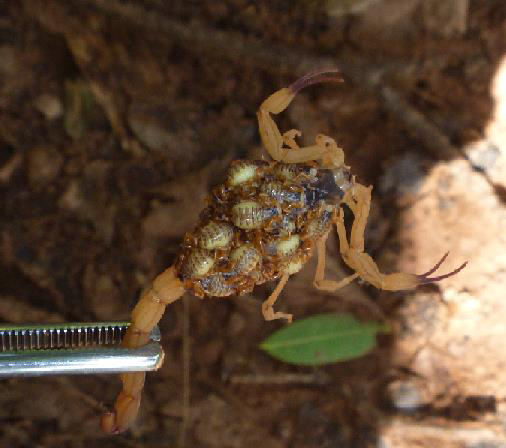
[{"xmin": 1, "ymin": 1, "xmax": 506, "ymax": 447}]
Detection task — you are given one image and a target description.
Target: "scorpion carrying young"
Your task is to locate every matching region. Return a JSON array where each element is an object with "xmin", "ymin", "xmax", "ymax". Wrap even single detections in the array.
[{"xmin": 101, "ymin": 69, "xmax": 467, "ymax": 433}]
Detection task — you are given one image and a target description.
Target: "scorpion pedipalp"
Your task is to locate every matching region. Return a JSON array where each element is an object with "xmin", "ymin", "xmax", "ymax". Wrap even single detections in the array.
[{"xmin": 416, "ymin": 252, "xmax": 468, "ymax": 285}]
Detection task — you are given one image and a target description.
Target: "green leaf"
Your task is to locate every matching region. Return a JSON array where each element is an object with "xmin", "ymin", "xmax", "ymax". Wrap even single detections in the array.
[{"xmin": 260, "ymin": 313, "xmax": 388, "ymax": 366}]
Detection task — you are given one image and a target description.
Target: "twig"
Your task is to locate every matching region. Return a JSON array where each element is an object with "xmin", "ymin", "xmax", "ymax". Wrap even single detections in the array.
[
  {"xmin": 229, "ymin": 372, "xmax": 331, "ymax": 386},
  {"xmin": 178, "ymin": 296, "xmax": 191, "ymax": 448},
  {"xmin": 77, "ymin": 0, "xmax": 464, "ymax": 161},
  {"xmin": 375, "ymin": 86, "xmax": 462, "ymax": 160}
]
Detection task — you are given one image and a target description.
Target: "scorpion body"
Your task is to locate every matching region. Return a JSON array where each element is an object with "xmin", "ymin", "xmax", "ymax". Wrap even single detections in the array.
[
  {"xmin": 175, "ymin": 161, "xmax": 349, "ymax": 299},
  {"xmin": 102, "ymin": 69, "xmax": 467, "ymax": 434}
]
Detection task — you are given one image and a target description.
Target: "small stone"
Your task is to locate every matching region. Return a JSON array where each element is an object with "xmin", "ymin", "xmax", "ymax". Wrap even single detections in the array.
[
  {"xmin": 27, "ymin": 145, "xmax": 63, "ymax": 187},
  {"xmin": 387, "ymin": 379, "xmax": 425, "ymax": 413},
  {"xmin": 465, "ymin": 140, "xmax": 500, "ymax": 172},
  {"xmin": 34, "ymin": 94, "xmax": 63, "ymax": 120},
  {"xmin": 127, "ymin": 103, "xmax": 179, "ymax": 152},
  {"xmin": 59, "ymin": 180, "xmax": 84, "ymax": 211}
]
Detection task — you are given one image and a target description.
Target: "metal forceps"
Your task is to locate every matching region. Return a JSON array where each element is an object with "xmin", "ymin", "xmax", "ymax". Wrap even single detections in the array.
[{"xmin": 0, "ymin": 322, "xmax": 163, "ymax": 377}]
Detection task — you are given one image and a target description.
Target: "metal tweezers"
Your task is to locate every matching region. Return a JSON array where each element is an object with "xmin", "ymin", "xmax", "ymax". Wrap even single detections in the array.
[{"xmin": 0, "ymin": 322, "xmax": 163, "ymax": 377}]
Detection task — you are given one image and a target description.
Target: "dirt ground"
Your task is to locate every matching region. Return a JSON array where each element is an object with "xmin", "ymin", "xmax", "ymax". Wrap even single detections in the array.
[{"xmin": 1, "ymin": 1, "xmax": 506, "ymax": 447}]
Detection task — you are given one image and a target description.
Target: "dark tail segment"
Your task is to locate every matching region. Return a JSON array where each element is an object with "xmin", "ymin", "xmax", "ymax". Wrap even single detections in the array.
[{"xmin": 289, "ymin": 69, "xmax": 343, "ymax": 95}]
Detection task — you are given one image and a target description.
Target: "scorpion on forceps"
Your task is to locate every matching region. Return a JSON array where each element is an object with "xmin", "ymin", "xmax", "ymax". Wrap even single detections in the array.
[{"xmin": 101, "ymin": 69, "xmax": 467, "ymax": 433}]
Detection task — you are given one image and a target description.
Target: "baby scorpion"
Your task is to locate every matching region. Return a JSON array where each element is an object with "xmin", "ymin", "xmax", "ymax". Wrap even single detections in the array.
[{"xmin": 101, "ymin": 69, "xmax": 467, "ymax": 433}]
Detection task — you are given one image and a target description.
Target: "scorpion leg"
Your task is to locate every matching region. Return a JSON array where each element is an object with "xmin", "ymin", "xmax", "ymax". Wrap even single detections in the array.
[
  {"xmin": 313, "ymin": 231, "xmax": 359, "ymax": 291},
  {"xmin": 335, "ymin": 184, "xmax": 467, "ymax": 291},
  {"xmin": 257, "ymin": 69, "xmax": 345, "ymax": 168},
  {"xmin": 261, "ymin": 273, "xmax": 292, "ymax": 323},
  {"xmin": 101, "ymin": 266, "xmax": 185, "ymax": 434}
]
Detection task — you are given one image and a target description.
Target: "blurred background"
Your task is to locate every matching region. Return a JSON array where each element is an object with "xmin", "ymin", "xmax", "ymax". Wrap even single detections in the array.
[{"xmin": 1, "ymin": 1, "xmax": 505, "ymax": 447}]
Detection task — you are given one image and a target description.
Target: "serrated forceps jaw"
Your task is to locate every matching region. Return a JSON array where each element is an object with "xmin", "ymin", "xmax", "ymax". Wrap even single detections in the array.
[{"xmin": 0, "ymin": 322, "xmax": 163, "ymax": 377}]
